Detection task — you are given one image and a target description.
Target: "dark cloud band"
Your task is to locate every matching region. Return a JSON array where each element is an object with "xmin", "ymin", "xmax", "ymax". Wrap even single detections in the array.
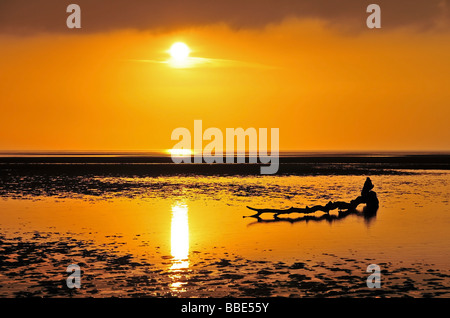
[{"xmin": 0, "ymin": 0, "xmax": 448, "ymax": 34}]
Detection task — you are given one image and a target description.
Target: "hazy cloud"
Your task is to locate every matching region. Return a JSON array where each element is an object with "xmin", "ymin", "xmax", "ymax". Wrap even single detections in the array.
[{"xmin": 0, "ymin": 0, "xmax": 448, "ymax": 34}]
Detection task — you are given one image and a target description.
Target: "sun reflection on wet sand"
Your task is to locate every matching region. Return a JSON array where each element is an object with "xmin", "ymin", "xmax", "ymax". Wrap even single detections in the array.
[{"xmin": 169, "ymin": 203, "xmax": 190, "ymax": 292}]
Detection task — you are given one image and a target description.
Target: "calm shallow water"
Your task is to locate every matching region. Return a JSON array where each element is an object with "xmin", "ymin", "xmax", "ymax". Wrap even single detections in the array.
[{"xmin": 0, "ymin": 169, "xmax": 449, "ymax": 297}]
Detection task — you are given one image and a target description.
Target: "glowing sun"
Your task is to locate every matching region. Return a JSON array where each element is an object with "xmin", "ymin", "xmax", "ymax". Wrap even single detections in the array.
[{"xmin": 169, "ymin": 42, "xmax": 190, "ymax": 62}]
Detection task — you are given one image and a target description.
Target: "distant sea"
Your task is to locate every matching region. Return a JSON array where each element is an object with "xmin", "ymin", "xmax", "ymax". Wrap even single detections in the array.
[{"xmin": 0, "ymin": 151, "xmax": 448, "ymax": 176}]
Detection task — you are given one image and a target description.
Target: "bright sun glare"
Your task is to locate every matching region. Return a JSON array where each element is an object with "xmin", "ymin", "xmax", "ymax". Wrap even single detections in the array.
[
  {"xmin": 169, "ymin": 42, "xmax": 190, "ymax": 62},
  {"xmin": 168, "ymin": 148, "xmax": 193, "ymax": 156}
]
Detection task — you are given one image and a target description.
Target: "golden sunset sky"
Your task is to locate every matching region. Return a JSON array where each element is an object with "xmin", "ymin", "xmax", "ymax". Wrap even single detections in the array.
[{"xmin": 0, "ymin": 0, "xmax": 449, "ymax": 152}]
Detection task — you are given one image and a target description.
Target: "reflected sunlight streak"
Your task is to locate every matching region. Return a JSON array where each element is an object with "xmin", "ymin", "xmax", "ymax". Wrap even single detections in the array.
[
  {"xmin": 169, "ymin": 203, "xmax": 190, "ymax": 292},
  {"xmin": 171, "ymin": 203, "xmax": 189, "ymax": 262}
]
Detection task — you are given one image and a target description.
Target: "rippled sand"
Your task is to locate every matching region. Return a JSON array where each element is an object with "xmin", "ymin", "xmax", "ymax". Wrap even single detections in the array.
[{"xmin": 1, "ymin": 231, "xmax": 449, "ymax": 298}]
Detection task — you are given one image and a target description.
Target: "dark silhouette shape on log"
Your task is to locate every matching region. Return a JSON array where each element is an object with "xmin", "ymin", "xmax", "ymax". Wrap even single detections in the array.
[{"xmin": 245, "ymin": 177, "xmax": 379, "ymax": 219}]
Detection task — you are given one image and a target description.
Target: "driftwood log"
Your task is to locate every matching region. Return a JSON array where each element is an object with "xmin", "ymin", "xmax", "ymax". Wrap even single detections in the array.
[{"xmin": 245, "ymin": 177, "xmax": 379, "ymax": 219}]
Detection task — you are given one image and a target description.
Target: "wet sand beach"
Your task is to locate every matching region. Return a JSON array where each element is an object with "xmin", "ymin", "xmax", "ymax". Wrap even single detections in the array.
[{"xmin": 0, "ymin": 155, "xmax": 449, "ymax": 298}]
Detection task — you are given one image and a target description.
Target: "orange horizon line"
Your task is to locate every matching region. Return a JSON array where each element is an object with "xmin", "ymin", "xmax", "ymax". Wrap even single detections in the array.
[{"xmin": 0, "ymin": 150, "xmax": 449, "ymax": 155}]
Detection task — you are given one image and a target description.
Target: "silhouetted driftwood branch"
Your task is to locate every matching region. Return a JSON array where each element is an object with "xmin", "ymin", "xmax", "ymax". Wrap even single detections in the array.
[{"xmin": 245, "ymin": 177, "xmax": 379, "ymax": 218}]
